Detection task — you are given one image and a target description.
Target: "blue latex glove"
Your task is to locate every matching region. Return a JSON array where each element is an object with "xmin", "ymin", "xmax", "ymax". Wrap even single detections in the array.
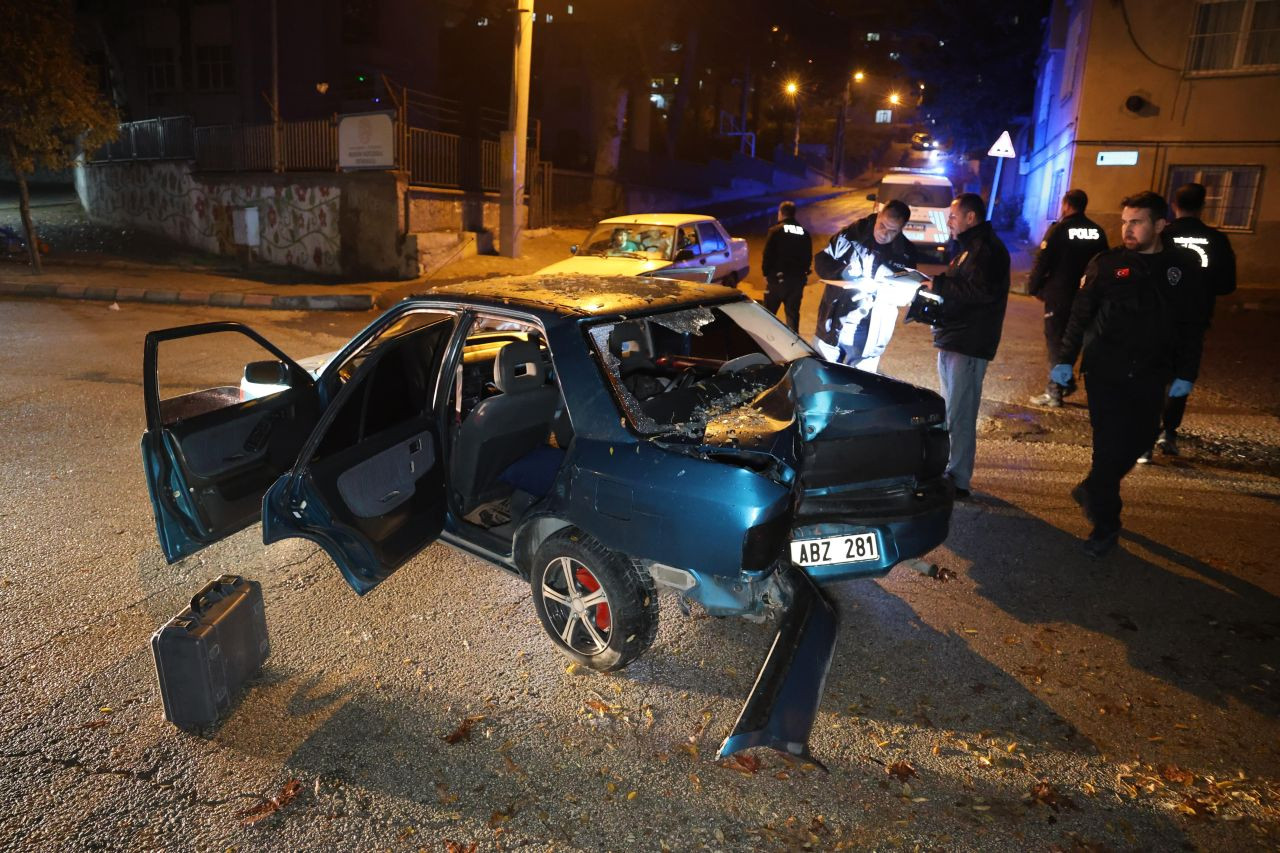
[
  {"xmin": 1050, "ymin": 364, "xmax": 1073, "ymax": 387},
  {"xmin": 1169, "ymin": 379, "xmax": 1194, "ymax": 397}
]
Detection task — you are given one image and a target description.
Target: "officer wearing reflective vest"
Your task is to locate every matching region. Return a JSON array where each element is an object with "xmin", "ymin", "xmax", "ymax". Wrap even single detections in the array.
[
  {"xmin": 811, "ymin": 200, "xmax": 919, "ymax": 370},
  {"xmin": 1028, "ymin": 189, "xmax": 1109, "ymax": 407},
  {"xmin": 1052, "ymin": 191, "xmax": 1204, "ymax": 558},
  {"xmin": 761, "ymin": 200, "xmax": 813, "ymax": 332},
  {"xmin": 1139, "ymin": 182, "xmax": 1237, "ymax": 461}
]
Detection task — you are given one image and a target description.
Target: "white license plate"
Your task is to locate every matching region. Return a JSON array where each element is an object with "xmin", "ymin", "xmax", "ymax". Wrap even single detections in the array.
[{"xmin": 790, "ymin": 532, "xmax": 881, "ymax": 567}]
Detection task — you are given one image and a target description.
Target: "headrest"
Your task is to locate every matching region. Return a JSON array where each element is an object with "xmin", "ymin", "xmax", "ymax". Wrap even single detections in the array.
[
  {"xmin": 608, "ymin": 322, "xmax": 652, "ymax": 362},
  {"xmin": 493, "ymin": 340, "xmax": 546, "ymax": 393}
]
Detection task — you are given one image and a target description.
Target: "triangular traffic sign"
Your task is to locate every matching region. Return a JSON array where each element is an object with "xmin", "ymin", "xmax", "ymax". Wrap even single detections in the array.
[{"xmin": 988, "ymin": 130, "xmax": 1016, "ymax": 158}]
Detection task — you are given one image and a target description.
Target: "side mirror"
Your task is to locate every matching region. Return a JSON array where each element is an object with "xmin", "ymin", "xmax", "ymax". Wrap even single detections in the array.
[
  {"xmin": 866, "ymin": 193, "xmax": 877, "ymax": 202},
  {"xmin": 569, "ymin": 244, "xmax": 579, "ymax": 255},
  {"xmin": 674, "ymin": 248, "xmax": 695, "ymax": 262},
  {"xmin": 243, "ymin": 360, "xmax": 291, "ymax": 386}
]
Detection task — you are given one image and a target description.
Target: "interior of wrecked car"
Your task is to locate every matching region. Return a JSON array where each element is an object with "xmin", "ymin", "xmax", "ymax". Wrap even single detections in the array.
[
  {"xmin": 302, "ymin": 312, "xmax": 572, "ymax": 557},
  {"xmin": 590, "ymin": 302, "xmax": 811, "ymax": 434}
]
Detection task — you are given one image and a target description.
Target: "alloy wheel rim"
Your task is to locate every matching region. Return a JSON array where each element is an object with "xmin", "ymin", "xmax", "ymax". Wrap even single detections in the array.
[{"xmin": 540, "ymin": 556, "xmax": 613, "ymax": 656}]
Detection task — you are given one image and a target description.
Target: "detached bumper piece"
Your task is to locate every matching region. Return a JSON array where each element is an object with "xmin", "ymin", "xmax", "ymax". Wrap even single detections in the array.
[
  {"xmin": 151, "ymin": 574, "xmax": 270, "ymax": 730},
  {"xmin": 716, "ymin": 564, "xmax": 837, "ymax": 768}
]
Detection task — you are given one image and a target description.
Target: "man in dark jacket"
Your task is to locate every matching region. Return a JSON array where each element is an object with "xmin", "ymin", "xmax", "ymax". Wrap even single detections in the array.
[
  {"xmin": 927, "ymin": 193, "xmax": 1010, "ymax": 499},
  {"xmin": 761, "ymin": 200, "xmax": 813, "ymax": 332},
  {"xmin": 812, "ymin": 200, "xmax": 918, "ymax": 365},
  {"xmin": 1052, "ymin": 191, "xmax": 1204, "ymax": 557},
  {"xmin": 1139, "ymin": 182, "xmax": 1237, "ymax": 460},
  {"xmin": 1028, "ymin": 188, "xmax": 1109, "ymax": 407}
]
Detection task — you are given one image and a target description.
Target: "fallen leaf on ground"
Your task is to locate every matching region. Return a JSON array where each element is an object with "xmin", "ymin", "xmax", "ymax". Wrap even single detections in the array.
[
  {"xmin": 444, "ymin": 841, "xmax": 478, "ymax": 853},
  {"xmin": 1176, "ymin": 795, "xmax": 1214, "ymax": 821},
  {"xmin": 1027, "ymin": 780, "xmax": 1079, "ymax": 812},
  {"xmin": 237, "ymin": 779, "xmax": 303, "ymax": 825},
  {"xmin": 719, "ymin": 753, "xmax": 761, "ymax": 775},
  {"xmin": 442, "ymin": 714, "xmax": 486, "ymax": 744},
  {"xmin": 1159, "ymin": 764, "xmax": 1194, "ymax": 785},
  {"xmin": 586, "ymin": 699, "xmax": 613, "ymax": 715},
  {"xmin": 887, "ymin": 760, "xmax": 916, "ymax": 782},
  {"xmin": 934, "ymin": 567, "xmax": 958, "ymax": 582}
]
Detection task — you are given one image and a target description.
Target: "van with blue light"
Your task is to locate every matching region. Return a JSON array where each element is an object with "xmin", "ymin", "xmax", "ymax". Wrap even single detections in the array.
[{"xmin": 868, "ymin": 168, "xmax": 955, "ymax": 262}]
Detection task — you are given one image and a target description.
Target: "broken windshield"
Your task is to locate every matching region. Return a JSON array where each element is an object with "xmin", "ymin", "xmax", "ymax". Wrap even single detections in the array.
[{"xmin": 588, "ymin": 301, "xmax": 814, "ymax": 438}]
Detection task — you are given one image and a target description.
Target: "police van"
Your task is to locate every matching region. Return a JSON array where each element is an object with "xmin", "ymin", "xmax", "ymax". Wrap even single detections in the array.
[{"xmin": 868, "ymin": 168, "xmax": 955, "ymax": 262}]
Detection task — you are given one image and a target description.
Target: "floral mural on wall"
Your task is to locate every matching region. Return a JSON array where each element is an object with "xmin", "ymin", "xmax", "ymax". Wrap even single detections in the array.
[{"xmin": 83, "ymin": 162, "xmax": 342, "ymax": 274}]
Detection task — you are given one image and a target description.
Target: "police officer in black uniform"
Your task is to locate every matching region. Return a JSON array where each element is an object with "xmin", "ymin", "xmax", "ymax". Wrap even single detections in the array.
[
  {"xmin": 761, "ymin": 200, "xmax": 813, "ymax": 332},
  {"xmin": 812, "ymin": 199, "xmax": 917, "ymax": 348},
  {"xmin": 1052, "ymin": 191, "xmax": 1204, "ymax": 558},
  {"xmin": 1139, "ymin": 182, "xmax": 1237, "ymax": 460},
  {"xmin": 1028, "ymin": 188, "xmax": 1109, "ymax": 407}
]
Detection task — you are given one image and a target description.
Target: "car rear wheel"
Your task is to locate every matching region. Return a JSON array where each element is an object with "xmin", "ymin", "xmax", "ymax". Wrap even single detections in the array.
[
  {"xmin": 722, "ymin": 272, "xmax": 739, "ymax": 288},
  {"xmin": 531, "ymin": 530, "xmax": 658, "ymax": 671}
]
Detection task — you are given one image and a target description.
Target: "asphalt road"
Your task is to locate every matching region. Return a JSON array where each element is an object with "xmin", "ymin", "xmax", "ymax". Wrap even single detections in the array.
[{"xmin": 1, "ymin": 285, "xmax": 1277, "ymax": 851}]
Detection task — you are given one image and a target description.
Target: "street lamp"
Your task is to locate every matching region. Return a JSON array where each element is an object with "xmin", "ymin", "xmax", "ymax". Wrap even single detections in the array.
[
  {"xmin": 888, "ymin": 92, "xmax": 901, "ymax": 106},
  {"xmin": 784, "ymin": 79, "xmax": 800, "ymax": 157}
]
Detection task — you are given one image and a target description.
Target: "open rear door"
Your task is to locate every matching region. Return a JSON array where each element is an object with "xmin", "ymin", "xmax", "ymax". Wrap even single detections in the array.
[
  {"xmin": 260, "ymin": 310, "xmax": 458, "ymax": 595},
  {"xmin": 142, "ymin": 322, "xmax": 322, "ymax": 562}
]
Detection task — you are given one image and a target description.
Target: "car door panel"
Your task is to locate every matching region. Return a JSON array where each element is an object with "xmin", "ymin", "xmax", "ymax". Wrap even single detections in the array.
[
  {"xmin": 142, "ymin": 322, "xmax": 321, "ymax": 563},
  {"xmin": 263, "ymin": 312, "xmax": 457, "ymax": 594},
  {"xmin": 335, "ymin": 424, "xmax": 435, "ymax": 518}
]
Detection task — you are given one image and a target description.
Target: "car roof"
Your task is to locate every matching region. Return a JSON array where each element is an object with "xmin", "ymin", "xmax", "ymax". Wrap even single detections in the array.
[
  {"xmin": 414, "ymin": 274, "xmax": 744, "ymax": 320},
  {"xmin": 880, "ymin": 170, "xmax": 953, "ymax": 188},
  {"xmin": 595, "ymin": 213, "xmax": 716, "ymax": 227}
]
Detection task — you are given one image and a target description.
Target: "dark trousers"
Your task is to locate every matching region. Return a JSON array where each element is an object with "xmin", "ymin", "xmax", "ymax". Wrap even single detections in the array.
[
  {"xmin": 1042, "ymin": 296, "xmax": 1073, "ymax": 367},
  {"xmin": 1083, "ymin": 373, "xmax": 1166, "ymax": 536},
  {"xmin": 1159, "ymin": 391, "xmax": 1188, "ymax": 436},
  {"xmin": 763, "ymin": 272, "xmax": 806, "ymax": 333}
]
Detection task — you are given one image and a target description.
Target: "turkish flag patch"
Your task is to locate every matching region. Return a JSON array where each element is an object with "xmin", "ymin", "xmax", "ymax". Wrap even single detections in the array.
[{"xmin": 1115, "ymin": 267, "xmax": 1131, "ymax": 278}]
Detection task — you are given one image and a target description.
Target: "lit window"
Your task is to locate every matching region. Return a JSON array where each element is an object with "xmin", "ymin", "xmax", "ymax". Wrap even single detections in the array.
[
  {"xmin": 1187, "ymin": 0, "xmax": 1280, "ymax": 72},
  {"xmin": 476, "ymin": 17, "xmax": 489, "ymax": 26},
  {"xmin": 875, "ymin": 109, "xmax": 892, "ymax": 123},
  {"xmin": 889, "ymin": 51, "xmax": 901, "ymax": 60},
  {"xmin": 938, "ymin": 39, "xmax": 946, "ymax": 47},
  {"xmin": 567, "ymin": 4, "xmax": 573, "ymax": 13},
  {"xmin": 866, "ymin": 32, "xmax": 880, "ymax": 41},
  {"xmin": 1166, "ymin": 165, "xmax": 1263, "ymax": 229},
  {"xmin": 545, "ymin": 13, "xmax": 553, "ymax": 22}
]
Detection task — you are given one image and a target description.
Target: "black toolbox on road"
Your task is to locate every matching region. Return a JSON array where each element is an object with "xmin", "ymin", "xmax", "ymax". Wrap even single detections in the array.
[{"xmin": 151, "ymin": 575, "xmax": 269, "ymax": 729}]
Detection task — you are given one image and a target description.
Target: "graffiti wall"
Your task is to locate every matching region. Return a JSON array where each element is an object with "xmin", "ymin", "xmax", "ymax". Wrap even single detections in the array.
[{"xmin": 80, "ymin": 162, "xmax": 342, "ymax": 274}]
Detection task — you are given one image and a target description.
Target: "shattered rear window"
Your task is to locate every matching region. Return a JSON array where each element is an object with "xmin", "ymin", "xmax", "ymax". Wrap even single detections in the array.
[{"xmin": 588, "ymin": 302, "xmax": 813, "ymax": 438}]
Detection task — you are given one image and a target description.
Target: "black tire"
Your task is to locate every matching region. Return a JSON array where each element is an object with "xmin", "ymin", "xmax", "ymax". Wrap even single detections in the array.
[
  {"xmin": 722, "ymin": 272, "xmax": 739, "ymax": 288},
  {"xmin": 530, "ymin": 530, "xmax": 659, "ymax": 671}
]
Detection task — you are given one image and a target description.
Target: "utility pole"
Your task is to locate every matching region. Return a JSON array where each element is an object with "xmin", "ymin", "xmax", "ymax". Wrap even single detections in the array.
[
  {"xmin": 270, "ymin": 0, "xmax": 281, "ymax": 172},
  {"xmin": 500, "ymin": 0, "xmax": 534, "ymax": 258}
]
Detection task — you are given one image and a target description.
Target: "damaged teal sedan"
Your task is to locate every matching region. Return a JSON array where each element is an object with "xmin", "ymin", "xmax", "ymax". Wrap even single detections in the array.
[{"xmin": 141, "ymin": 274, "xmax": 952, "ymax": 764}]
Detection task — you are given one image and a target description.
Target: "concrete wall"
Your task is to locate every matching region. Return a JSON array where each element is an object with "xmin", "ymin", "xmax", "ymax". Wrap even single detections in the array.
[
  {"xmin": 78, "ymin": 162, "xmax": 411, "ymax": 278},
  {"xmin": 405, "ymin": 188, "xmax": 521, "ymax": 235}
]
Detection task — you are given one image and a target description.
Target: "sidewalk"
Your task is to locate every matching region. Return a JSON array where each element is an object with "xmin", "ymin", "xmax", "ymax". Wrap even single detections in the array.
[
  {"xmin": 0, "ymin": 184, "xmax": 863, "ymax": 313},
  {"xmin": 685, "ymin": 183, "xmax": 865, "ymax": 227}
]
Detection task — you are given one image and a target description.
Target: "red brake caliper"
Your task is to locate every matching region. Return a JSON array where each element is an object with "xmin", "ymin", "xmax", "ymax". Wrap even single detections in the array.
[{"xmin": 574, "ymin": 567, "xmax": 611, "ymax": 631}]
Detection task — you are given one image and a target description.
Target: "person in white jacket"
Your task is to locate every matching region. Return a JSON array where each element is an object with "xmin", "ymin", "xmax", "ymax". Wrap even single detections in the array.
[{"xmin": 812, "ymin": 238, "xmax": 927, "ymax": 373}]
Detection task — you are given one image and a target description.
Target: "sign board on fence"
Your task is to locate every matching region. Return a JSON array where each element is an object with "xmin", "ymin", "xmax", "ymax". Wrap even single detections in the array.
[
  {"xmin": 987, "ymin": 130, "xmax": 1016, "ymax": 158},
  {"xmin": 339, "ymin": 112, "xmax": 396, "ymax": 170}
]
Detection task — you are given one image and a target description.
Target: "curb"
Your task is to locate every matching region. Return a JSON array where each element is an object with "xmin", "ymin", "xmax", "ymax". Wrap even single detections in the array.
[{"xmin": 0, "ymin": 279, "xmax": 374, "ymax": 312}]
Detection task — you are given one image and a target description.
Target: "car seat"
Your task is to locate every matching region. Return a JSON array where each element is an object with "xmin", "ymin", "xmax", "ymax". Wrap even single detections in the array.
[
  {"xmin": 609, "ymin": 322, "xmax": 666, "ymax": 399},
  {"xmin": 449, "ymin": 340, "xmax": 559, "ymax": 516}
]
